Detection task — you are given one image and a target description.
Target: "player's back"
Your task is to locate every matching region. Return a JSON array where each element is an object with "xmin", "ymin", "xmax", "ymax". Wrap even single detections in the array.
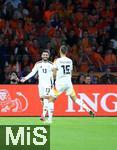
[{"xmin": 55, "ymin": 56, "xmax": 73, "ymax": 84}]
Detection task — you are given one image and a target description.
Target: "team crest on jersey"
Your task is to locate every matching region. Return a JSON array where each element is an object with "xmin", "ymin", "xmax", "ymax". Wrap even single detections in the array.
[{"xmin": 0, "ymin": 89, "xmax": 28, "ymax": 112}]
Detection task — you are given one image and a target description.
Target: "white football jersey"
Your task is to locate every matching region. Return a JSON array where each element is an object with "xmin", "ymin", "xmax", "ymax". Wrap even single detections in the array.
[
  {"xmin": 53, "ymin": 56, "xmax": 73, "ymax": 83},
  {"xmin": 25, "ymin": 60, "xmax": 53, "ymax": 86}
]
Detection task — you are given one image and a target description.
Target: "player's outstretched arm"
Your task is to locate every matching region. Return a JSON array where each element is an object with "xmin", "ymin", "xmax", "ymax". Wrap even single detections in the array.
[
  {"xmin": 20, "ymin": 63, "xmax": 38, "ymax": 82},
  {"xmin": 20, "ymin": 77, "xmax": 26, "ymax": 83}
]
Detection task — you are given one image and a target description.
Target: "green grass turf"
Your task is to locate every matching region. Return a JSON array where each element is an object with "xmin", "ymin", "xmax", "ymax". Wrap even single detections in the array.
[{"xmin": 0, "ymin": 117, "xmax": 117, "ymax": 150}]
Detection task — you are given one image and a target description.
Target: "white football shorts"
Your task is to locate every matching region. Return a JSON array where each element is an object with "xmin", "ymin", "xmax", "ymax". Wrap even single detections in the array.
[
  {"xmin": 38, "ymin": 84, "xmax": 51, "ymax": 98},
  {"xmin": 50, "ymin": 82, "xmax": 76, "ymax": 98}
]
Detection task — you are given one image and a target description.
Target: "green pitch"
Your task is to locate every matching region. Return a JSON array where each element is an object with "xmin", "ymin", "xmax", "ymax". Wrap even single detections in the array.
[{"xmin": 0, "ymin": 117, "xmax": 117, "ymax": 150}]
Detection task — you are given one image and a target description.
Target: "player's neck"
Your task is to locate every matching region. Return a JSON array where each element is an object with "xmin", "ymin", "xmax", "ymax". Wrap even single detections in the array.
[
  {"xmin": 60, "ymin": 54, "xmax": 66, "ymax": 58},
  {"xmin": 42, "ymin": 60, "xmax": 48, "ymax": 63}
]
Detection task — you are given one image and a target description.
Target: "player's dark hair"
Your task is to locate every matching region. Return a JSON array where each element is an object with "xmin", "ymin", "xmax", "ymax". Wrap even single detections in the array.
[
  {"xmin": 42, "ymin": 49, "xmax": 50, "ymax": 55},
  {"xmin": 60, "ymin": 45, "xmax": 68, "ymax": 54}
]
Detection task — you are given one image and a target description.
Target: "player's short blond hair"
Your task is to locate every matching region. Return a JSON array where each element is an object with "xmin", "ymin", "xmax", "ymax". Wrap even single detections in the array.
[{"xmin": 60, "ymin": 45, "xmax": 68, "ymax": 54}]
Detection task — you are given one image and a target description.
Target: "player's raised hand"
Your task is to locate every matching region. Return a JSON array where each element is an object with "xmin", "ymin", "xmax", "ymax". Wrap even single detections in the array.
[{"xmin": 20, "ymin": 77, "xmax": 26, "ymax": 83}]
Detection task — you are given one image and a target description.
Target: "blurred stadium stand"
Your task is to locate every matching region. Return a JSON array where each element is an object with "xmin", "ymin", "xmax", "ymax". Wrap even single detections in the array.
[{"xmin": 0, "ymin": 0, "xmax": 116, "ymax": 84}]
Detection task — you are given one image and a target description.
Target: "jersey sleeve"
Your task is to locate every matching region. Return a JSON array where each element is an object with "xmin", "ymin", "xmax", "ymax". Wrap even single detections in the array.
[{"xmin": 25, "ymin": 63, "xmax": 38, "ymax": 80}]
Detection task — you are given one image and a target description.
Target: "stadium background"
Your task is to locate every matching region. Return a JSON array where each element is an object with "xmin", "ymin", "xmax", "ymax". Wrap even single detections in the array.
[
  {"xmin": 0, "ymin": 0, "xmax": 116, "ymax": 84},
  {"xmin": 0, "ymin": 0, "xmax": 117, "ymax": 150}
]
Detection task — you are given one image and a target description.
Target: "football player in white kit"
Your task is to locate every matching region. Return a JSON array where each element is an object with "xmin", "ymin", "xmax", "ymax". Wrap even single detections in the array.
[
  {"xmin": 20, "ymin": 50, "xmax": 53, "ymax": 121},
  {"xmin": 47, "ymin": 45, "xmax": 95, "ymax": 123}
]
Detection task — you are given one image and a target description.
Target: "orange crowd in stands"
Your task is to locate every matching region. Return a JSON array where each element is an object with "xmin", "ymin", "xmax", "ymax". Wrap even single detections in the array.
[{"xmin": 0, "ymin": 0, "xmax": 116, "ymax": 84}]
